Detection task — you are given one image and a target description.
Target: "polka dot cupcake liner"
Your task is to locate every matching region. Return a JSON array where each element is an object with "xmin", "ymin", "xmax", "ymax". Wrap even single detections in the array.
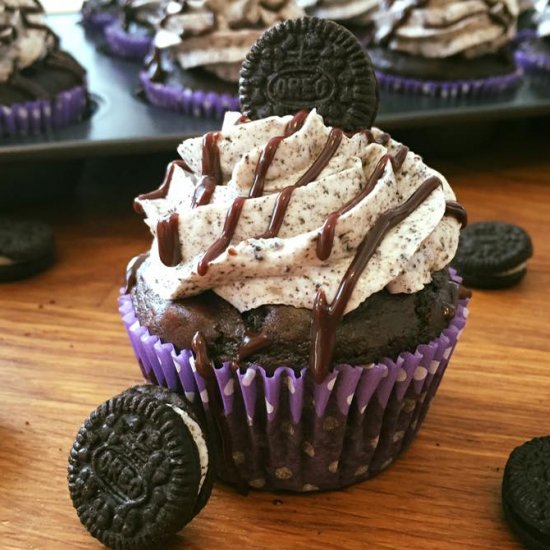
[
  {"xmin": 119, "ymin": 273, "xmax": 469, "ymax": 492},
  {"xmin": 104, "ymin": 22, "xmax": 153, "ymax": 60},
  {"xmin": 375, "ymin": 69, "xmax": 523, "ymax": 98},
  {"xmin": 139, "ymin": 72, "xmax": 240, "ymax": 118},
  {"xmin": 0, "ymin": 83, "xmax": 89, "ymax": 138}
]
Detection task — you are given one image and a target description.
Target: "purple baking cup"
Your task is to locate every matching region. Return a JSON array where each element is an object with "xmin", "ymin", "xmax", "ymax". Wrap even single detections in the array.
[
  {"xmin": 515, "ymin": 29, "xmax": 538, "ymax": 44},
  {"xmin": 81, "ymin": 11, "xmax": 118, "ymax": 32},
  {"xmin": 376, "ymin": 69, "xmax": 523, "ymax": 98},
  {"xmin": 515, "ymin": 47, "xmax": 550, "ymax": 75},
  {"xmin": 118, "ymin": 277, "xmax": 469, "ymax": 492},
  {"xmin": 139, "ymin": 72, "xmax": 240, "ymax": 118},
  {"xmin": 104, "ymin": 22, "xmax": 153, "ymax": 60},
  {"xmin": 0, "ymin": 84, "xmax": 88, "ymax": 138}
]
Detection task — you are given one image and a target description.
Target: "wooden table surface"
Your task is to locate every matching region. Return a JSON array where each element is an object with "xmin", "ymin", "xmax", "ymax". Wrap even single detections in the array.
[{"xmin": 1, "ymin": 121, "xmax": 549, "ymax": 550}]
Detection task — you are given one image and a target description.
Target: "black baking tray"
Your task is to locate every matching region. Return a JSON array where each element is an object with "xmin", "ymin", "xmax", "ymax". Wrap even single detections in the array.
[{"xmin": 1, "ymin": 12, "xmax": 550, "ymax": 162}]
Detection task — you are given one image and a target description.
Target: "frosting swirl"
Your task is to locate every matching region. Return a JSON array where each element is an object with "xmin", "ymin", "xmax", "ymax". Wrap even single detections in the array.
[
  {"xmin": 135, "ymin": 111, "xmax": 461, "ymax": 317},
  {"xmin": 0, "ymin": 0, "xmax": 56, "ymax": 83},
  {"xmin": 373, "ymin": 0, "xmax": 518, "ymax": 58},
  {"xmin": 297, "ymin": 0, "xmax": 380, "ymax": 26},
  {"xmin": 153, "ymin": 0, "xmax": 304, "ymax": 82}
]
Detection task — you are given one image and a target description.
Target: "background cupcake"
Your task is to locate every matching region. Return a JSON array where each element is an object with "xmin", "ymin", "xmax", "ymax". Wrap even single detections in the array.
[
  {"xmin": 370, "ymin": 0, "xmax": 523, "ymax": 97},
  {"xmin": 80, "ymin": 0, "xmax": 120, "ymax": 31},
  {"xmin": 515, "ymin": 0, "xmax": 550, "ymax": 74},
  {"xmin": 104, "ymin": 0, "xmax": 163, "ymax": 60},
  {"xmin": 140, "ymin": 0, "xmax": 304, "ymax": 117},
  {"xmin": 517, "ymin": 0, "xmax": 538, "ymax": 41},
  {"xmin": 1, "ymin": 0, "xmax": 89, "ymax": 137}
]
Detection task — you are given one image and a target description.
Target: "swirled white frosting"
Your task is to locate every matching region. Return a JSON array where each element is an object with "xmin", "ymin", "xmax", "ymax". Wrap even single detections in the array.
[
  {"xmin": 297, "ymin": 0, "xmax": 379, "ymax": 25},
  {"xmin": 153, "ymin": 0, "xmax": 304, "ymax": 82},
  {"xmin": 373, "ymin": 0, "xmax": 519, "ymax": 58},
  {"xmin": 136, "ymin": 111, "xmax": 460, "ymax": 314},
  {"xmin": 0, "ymin": 0, "xmax": 53, "ymax": 83}
]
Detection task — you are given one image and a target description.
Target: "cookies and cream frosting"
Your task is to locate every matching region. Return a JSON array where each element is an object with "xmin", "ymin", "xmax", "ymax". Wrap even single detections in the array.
[
  {"xmin": 297, "ymin": 0, "xmax": 380, "ymax": 25},
  {"xmin": 0, "ymin": 0, "xmax": 55, "ymax": 83},
  {"xmin": 134, "ymin": 110, "xmax": 462, "ymax": 315},
  {"xmin": 373, "ymin": 0, "xmax": 519, "ymax": 58},
  {"xmin": 153, "ymin": 0, "xmax": 305, "ymax": 82}
]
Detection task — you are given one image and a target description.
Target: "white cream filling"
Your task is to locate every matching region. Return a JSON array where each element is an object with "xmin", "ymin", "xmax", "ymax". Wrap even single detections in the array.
[{"xmin": 168, "ymin": 404, "xmax": 209, "ymax": 494}]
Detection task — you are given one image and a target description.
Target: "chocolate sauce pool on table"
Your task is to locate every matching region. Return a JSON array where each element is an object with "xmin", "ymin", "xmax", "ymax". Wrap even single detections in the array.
[{"xmin": 310, "ymin": 176, "xmax": 443, "ymax": 383}]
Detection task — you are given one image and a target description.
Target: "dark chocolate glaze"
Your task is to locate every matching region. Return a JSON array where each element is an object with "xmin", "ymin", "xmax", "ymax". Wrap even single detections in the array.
[
  {"xmin": 237, "ymin": 330, "xmax": 271, "ymax": 362},
  {"xmin": 197, "ymin": 111, "xmax": 309, "ymax": 275},
  {"xmin": 134, "ymin": 160, "xmax": 191, "ymax": 214},
  {"xmin": 317, "ymin": 145, "xmax": 409, "ymax": 261},
  {"xmin": 157, "ymin": 213, "xmax": 182, "ymax": 267},
  {"xmin": 192, "ymin": 132, "xmax": 222, "ymax": 208},
  {"xmin": 191, "ymin": 331, "xmax": 213, "ymax": 379},
  {"xmin": 459, "ymin": 285, "xmax": 473, "ymax": 299},
  {"xmin": 310, "ymin": 176, "xmax": 442, "ymax": 383},
  {"xmin": 364, "ymin": 129, "xmax": 390, "ymax": 145},
  {"xmin": 144, "ymin": 47, "xmax": 166, "ymax": 84},
  {"xmin": 445, "ymin": 200, "xmax": 468, "ymax": 227},
  {"xmin": 124, "ymin": 252, "xmax": 150, "ymax": 294}
]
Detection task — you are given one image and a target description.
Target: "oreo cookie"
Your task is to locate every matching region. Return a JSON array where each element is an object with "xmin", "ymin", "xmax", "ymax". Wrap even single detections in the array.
[
  {"xmin": 68, "ymin": 385, "xmax": 213, "ymax": 549},
  {"xmin": 239, "ymin": 17, "xmax": 379, "ymax": 131},
  {"xmin": 0, "ymin": 218, "xmax": 55, "ymax": 282},
  {"xmin": 451, "ymin": 221, "xmax": 533, "ymax": 289},
  {"xmin": 502, "ymin": 436, "xmax": 550, "ymax": 550}
]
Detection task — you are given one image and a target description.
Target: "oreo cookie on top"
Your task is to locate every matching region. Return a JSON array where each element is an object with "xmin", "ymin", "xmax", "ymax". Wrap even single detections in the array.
[
  {"xmin": 68, "ymin": 385, "xmax": 213, "ymax": 549},
  {"xmin": 239, "ymin": 17, "xmax": 379, "ymax": 131}
]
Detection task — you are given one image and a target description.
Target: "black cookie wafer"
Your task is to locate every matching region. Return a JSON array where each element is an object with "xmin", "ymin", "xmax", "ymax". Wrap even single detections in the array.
[
  {"xmin": 502, "ymin": 436, "xmax": 550, "ymax": 550},
  {"xmin": 239, "ymin": 17, "xmax": 379, "ymax": 131},
  {"xmin": 451, "ymin": 221, "xmax": 533, "ymax": 289},
  {"xmin": 68, "ymin": 386, "xmax": 211, "ymax": 549},
  {"xmin": 0, "ymin": 217, "xmax": 55, "ymax": 282}
]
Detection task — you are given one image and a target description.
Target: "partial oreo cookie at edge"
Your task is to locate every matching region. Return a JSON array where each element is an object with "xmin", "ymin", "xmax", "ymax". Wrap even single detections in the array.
[
  {"xmin": 502, "ymin": 436, "xmax": 550, "ymax": 550},
  {"xmin": 451, "ymin": 221, "xmax": 533, "ymax": 289},
  {"xmin": 0, "ymin": 218, "xmax": 56, "ymax": 282},
  {"xmin": 68, "ymin": 385, "xmax": 213, "ymax": 549},
  {"xmin": 240, "ymin": 17, "xmax": 379, "ymax": 132}
]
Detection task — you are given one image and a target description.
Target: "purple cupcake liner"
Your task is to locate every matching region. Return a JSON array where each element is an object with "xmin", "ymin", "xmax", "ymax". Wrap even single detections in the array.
[
  {"xmin": 515, "ymin": 28, "xmax": 538, "ymax": 44},
  {"xmin": 515, "ymin": 48, "xmax": 550, "ymax": 75},
  {"xmin": 139, "ymin": 72, "xmax": 240, "ymax": 118},
  {"xmin": 104, "ymin": 22, "xmax": 153, "ymax": 60},
  {"xmin": 0, "ymin": 84, "xmax": 88, "ymax": 138},
  {"xmin": 375, "ymin": 69, "xmax": 523, "ymax": 98},
  {"xmin": 118, "ymin": 273, "xmax": 469, "ymax": 492},
  {"xmin": 81, "ymin": 11, "xmax": 118, "ymax": 32}
]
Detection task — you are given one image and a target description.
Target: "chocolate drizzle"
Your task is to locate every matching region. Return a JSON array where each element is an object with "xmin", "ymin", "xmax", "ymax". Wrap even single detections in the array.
[
  {"xmin": 197, "ymin": 111, "xmax": 309, "ymax": 276},
  {"xmin": 310, "ymin": 176, "xmax": 442, "ymax": 383},
  {"xmin": 134, "ymin": 160, "xmax": 191, "ymax": 214},
  {"xmin": 317, "ymin": 145, "xmax": 409, "ymax": 261},
  {"xmin": 123, "ymin": 252, "xmax": 149, "ymax": 294},
  {"xmin": 191, "ymin": 331, "xmax": 213, "ymax": 378},
  {"xmin": 157, "ymin": 213, "xmax": 182, "ymax": 267},
  {"xmin": 144, "ymin": 47, "xmax": 166, "ymax": 84},
  {"xmin": 191, "ymin": 132, "xmax": 222, "ymax": 208},
  {"xmin": 237, "ymin": 330, "xmax": 271, "ymax": 363},
  {"xmin": 445, "ymin": 200, "xmax": 468, "ymax": 227}
]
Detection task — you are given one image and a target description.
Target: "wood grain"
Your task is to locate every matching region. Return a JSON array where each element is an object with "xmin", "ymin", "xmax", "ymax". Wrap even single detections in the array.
[{"xmin": 1, "ymin": 123, "xmax": 549, "ymax": 549}]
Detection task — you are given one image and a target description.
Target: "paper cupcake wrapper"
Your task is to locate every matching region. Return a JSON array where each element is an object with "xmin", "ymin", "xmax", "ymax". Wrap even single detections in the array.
[
  {"xmin": 81, "ymin": 11, "xmax": 118, "ymax": 32},
  {"xmin": 515, "ymin": 29, "xmax": 538, "ymax": 44},
  {"xmin": 376, "ymin": 69, "xmax": 523, "ymax": 98},
  {"xmin": 119, "ymin": 277, "xmax": 469, "ymax": 492},
  {"xmin": 515, "ymin": 48, "xmax": 550, "ymax": 74},
  {"xmin": 104, "ymin": 23, "xmax": 153, "ymax": 60},
  {"xmin": 0, "ymin": 84, "xmax": 88, "ymax": 138},
  {"xmin": 139, "ymin": 72, "xmax": 240, "ymax": 118}
]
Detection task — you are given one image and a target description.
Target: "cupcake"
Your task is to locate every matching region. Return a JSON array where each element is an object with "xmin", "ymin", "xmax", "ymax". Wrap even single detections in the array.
[
  {"xmin": 140, "ymin": 0, "xmax": 304, "ymax": 117},
  {"xmin": 515, "ymin": 0, "xmax": 550, "ymax": 74},
  {"xmin": 121, "ymin": 17, "xmax": 470, "ymax": 492},
  {"xmin": 80, "ymin": 0, "xmax": 120, "ymax": 31},
  {"xmin": 0, "ymin": 0, "xmax": 89, "ymax": 137},
  {"xmin": 370, "ymin": 0, "xmax": 523, "ymax": 97},
  {"xmin": 296, "ymin": 0, "xmax": 380, "ymax": 44}
]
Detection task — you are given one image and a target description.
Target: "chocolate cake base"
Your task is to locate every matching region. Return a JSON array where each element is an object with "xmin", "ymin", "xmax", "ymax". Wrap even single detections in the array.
[{"xmin": 131, "ymin": 269, "xmax": 458, "ymax": 374}]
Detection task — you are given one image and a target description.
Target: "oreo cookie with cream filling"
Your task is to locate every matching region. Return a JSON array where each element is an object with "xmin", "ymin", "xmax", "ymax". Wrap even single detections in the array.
[
  {"xmin": 502, "ymin": 436, "xmax": 550, "ymax": 550},
  {"xmin": 0, "ymin": 218, "xmax": 55, "ymax": 282},
  {"xmin": 239, "ymin": 17, "xmax": 379, "ymax": 131},
  {"xmin": 68, "ymin": 385, "xmax": 213, "ymax": 549},
  {"xmin": 451, "ymin": 221, "xmax": 533, "ymax": 289}
]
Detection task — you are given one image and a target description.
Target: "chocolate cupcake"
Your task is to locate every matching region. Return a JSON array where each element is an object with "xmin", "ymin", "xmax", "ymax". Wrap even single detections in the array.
[
  {"xmin": 515, "ymin": 0, "xmax": 550, "ymax": 75},
  {"xmin": 104, "ymin": 0, "xmax": 163, "ymax": 60},
  {"xmin": 120, "ymin": 18, "xmax": 470, "ymax": 492},
  {"xmin": 0, "ymin": 0, "xmax": 89, "ymax": 137},
  {"xmin": 80, "ymin": 0, "xmax": 120, "ymax": 31},
  {"xmin": 140, "ymin": 0, "xmax": 304, "ymax": 117},
  {"xmin": 370, "ymin": 0, "xmax": 523, "ymax": 97}
]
